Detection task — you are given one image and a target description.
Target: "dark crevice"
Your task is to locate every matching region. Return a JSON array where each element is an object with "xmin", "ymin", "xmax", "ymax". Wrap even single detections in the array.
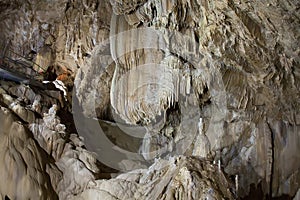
[
  {"xmin": 65, "ymin": 1, "xmax": 71, "ymax": 12},
  {"xmin": 165, "ymin": 102, "xmax": 181, "ymax": 127},
  {"xmin": 150, "ymin": 3, "xmax": 157, "ymax": 20},
  {"xmin": 241, "ymin": 182, "xmax": 266, "ymax": 200},
  {"xmin": 194, "ymin": 31, "xmax": 199, "ymax": 44},
  {"xmin": 57, "ymin": 108, "xmax": 77, "ymax": 134}
]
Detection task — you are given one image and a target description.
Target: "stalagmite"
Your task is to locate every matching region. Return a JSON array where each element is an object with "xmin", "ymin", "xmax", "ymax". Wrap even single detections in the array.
[
  {"xmin": 235, "ymin": 175, "xmax": 239, "ymax": 194},
  {"xmin": 193, "ymin": 118, "xmax": 211, "ymax": 158}
]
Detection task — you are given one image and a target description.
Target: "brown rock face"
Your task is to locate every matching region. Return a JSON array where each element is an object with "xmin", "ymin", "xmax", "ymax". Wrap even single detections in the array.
[{"xmin": 0, "ymin": 0, "xmax": 299, "ymax": 199}]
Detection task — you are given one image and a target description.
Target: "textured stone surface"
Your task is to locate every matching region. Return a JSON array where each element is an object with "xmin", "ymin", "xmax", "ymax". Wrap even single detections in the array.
[
  {"xmin": 29, "ymin": 104, "xmax": 99, "ymax": 199},
  {"xmin": 0, "ymin": 0, "xmax": 299, "ymax": 199},
  {"xmin": 74, "ymin": 156, "xmax": 235, "ymax": 200},
  {"xmin": 0, "ymin": 106, "xmax": 59, "ymax": 200},
  {"xmin": 106, "ymin": 0, "xmax": 300, "ymax": 198},
  {"xmin": 0, "ymin": 80, "xmax": 101, "ymax": 199}
]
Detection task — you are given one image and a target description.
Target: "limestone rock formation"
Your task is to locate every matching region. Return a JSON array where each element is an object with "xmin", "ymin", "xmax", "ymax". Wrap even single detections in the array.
[
  {"xmin": 74, "ymin": 156, "xmax": 235, "ymax": 200},
  {"xmin": 0, "ymin": 106, "xmax": 60, "ymax": 200},
  {"xmin": 0, "ymin": 80, "xmax": 102, "ymax": 199},
  {"xmin": 0, "ymin": 0, "xmax": 299, "ymax": 199},
  {"xmin": 29, "ymin": 104, "xmax": 99, "ymax": 199}
]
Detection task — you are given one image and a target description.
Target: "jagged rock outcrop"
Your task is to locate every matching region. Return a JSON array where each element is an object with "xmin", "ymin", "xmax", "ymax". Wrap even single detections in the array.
[
  {"xmin": 29, "ymin": 104, "xmax": 99, "ymax": 199},
  {"xmin": 74, "ymin": 156, "xmax": 235, "ymax": 200},
  {"xmin": 0, "ymin": 0, "xmax": 112, "ymax": 88},
  {"xmin": 0, "ymin": 103, "xmax": 60, "ymax": 200},
  {"xmin": 0, "ymin": 81, "xmax": 103, "ymax": 199}
]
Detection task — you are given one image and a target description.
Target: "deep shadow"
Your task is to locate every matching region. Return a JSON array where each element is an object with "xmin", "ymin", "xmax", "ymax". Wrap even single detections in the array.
[{"xmin": 241, "ymin": 182, "xmax": 293, "ymax": 200}]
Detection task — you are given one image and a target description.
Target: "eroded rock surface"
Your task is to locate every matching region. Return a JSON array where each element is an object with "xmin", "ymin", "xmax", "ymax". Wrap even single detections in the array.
[
  {"xmin": 0, "ymin": 80, "xmax": 101, "ymax": 199},
  {"xmin": 0, "ymin": 103, "xmax": 60, "ymax": 200},
  {"xmin": 74, "ymin": 156, "xmax": 235, "ymax": 200},
  {"xmin": 0, "ymin": 0, "xmax": 299, "ymax": 199}
]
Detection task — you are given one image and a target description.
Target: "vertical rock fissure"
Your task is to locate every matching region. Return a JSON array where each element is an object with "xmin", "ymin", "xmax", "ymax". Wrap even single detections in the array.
[{"xmin": 267, "ymin": 122, "xmax": 275, "ymax": 199}]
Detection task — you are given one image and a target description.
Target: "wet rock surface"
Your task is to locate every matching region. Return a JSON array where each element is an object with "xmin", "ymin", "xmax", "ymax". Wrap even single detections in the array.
[{"xmin": 0, "ymin": 0, "xmax": 299, "ymax": 199}]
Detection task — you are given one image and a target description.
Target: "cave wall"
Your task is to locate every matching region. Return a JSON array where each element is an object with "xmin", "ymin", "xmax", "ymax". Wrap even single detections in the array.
[{"xmin": 0, "ymin": 0, "xmax": 299, "ymax": 199}]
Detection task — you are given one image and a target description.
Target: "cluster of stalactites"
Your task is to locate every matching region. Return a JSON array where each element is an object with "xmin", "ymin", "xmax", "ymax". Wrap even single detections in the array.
[{"xmin": 111, "ymin": 55, "xmax": 193, "ymax": 125}]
